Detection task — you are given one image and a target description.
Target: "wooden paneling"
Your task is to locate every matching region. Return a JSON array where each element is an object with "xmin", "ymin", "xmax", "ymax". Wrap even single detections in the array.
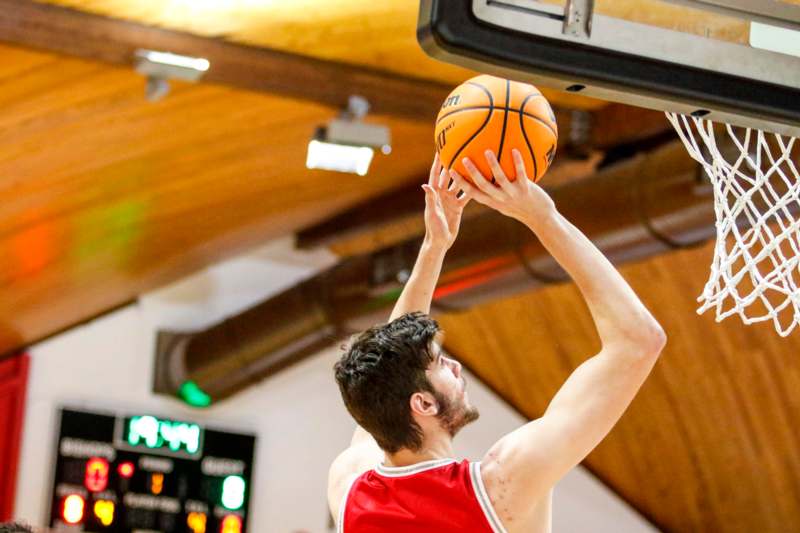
[
  {"xmin": 31, "ymin": 0, "xmax": 602, "ymax": 110},
  {"xmin": 439, "ymin": 240, "xmax": 800, "ymax": 532},
  {"xmin": 33, "ymin": 0, "xmax": 761, "ymax": 82},
  {"xmin": 0, "ymin": 0, "xmax": 459, "ymax": 121},
  {"xmin": 0, "ymin": 44, "xmax": 434, "ymax": 356},
  {"xmin": 585, "ymin": 0, "xmax": 750, "ymax": 42}
]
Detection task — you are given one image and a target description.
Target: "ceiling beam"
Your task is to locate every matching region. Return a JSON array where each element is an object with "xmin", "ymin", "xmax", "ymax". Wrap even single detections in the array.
[
  {"xmin": 0, "ymin": 0, "xmax": 454, "ymax": 119},
  {"xmin": 0, "ymin": 0, "xmax": 672, "ymax": 143},
  {"xmin": 297, "ymin": 180, "xmax": 434, "ymax": 254}
]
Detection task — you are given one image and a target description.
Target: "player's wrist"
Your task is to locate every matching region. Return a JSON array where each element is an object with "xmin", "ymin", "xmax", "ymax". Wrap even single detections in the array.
[
  {"xmin": 421, "ymin": 236, "xmax": 450, "ymax": 255},
  {"xmin": 519, "ymin": 206, "xmax": 560, "ymax": 234}
]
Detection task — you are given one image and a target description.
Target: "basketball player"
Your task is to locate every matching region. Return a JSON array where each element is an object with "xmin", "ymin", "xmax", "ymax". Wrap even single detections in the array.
[{"xmin": 329, "ymin": 149, "xmax": 666, "ymax": 532}]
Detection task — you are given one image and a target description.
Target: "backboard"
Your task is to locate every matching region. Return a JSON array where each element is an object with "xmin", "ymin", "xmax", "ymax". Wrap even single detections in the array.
[{"xmin": 418, "ymin": 0, "xmax": 800, "ymax": 137}]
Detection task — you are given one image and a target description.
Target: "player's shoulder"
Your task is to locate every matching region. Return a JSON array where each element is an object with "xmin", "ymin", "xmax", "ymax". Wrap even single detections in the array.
[
  {"xmin": 327, "ymin": 449, "xmax": 357, "ymax": 520},
  {"xmin": 479, "ymin": 421, "xmax": 554, "ymax": 521},
  {"xmin": 479, "ymin": 437, "xmax": 511, "ymax": 485},
  {"xmin": 328, "ymin": 446, "xmax": 363, "ymax": 496},
  {"xmin": 327, "ymin": 442, "xmax": 381, "ymax": 518},
  {"xmin": 477, "ymin": 438, "xmax": 535, "ymax": 529}
]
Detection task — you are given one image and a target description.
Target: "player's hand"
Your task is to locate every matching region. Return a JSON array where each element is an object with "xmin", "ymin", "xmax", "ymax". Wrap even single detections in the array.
[
  {"xmin": 450, "ymin": 149, "xmax": 556, "ymax": 224},
  {"xmin": 423, "ymin": 153, "xmax": 471, "ymax": 250}
]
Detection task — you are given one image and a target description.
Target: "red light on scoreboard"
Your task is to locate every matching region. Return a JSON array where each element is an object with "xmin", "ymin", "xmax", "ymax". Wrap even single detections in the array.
[
  {"xmin": 117, "ymin": 461, "xmax": 135, "ymax": 479},
  {"xmin": 85, "ymin": 457, "xmax": 109, "ymax": 492},
  {"xmin": 220, "ymin": 514, "xmax": 242, "ymax": 533},
  {"xmin": 62, "ymin": 494, "xmax": 85, "ymax": 524}
]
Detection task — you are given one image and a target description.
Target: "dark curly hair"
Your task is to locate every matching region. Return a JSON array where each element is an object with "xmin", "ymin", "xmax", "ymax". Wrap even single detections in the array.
[{"xmin": 334, "ymin": 312, "xmax": 439, "ymax": 453}]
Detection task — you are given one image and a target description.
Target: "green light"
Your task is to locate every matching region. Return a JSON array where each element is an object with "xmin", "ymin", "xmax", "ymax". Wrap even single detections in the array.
[
  {"xmin": 126, "ymin": 415, "xmax": 201, "ymax": 455},
  {"xmin": 128, "ymin": 416, "xmax": 160, "ymax": 448},
  {"xmin": 73, "ymin": 198, "xmax": 146, "ymax": 264},
  {"xmin": 221, "ymin": 476, "xmax": 246, "ymax": 510},
  {"xmin": 179, "ymin": 381, "xmax": 212, "ymax": 408}
]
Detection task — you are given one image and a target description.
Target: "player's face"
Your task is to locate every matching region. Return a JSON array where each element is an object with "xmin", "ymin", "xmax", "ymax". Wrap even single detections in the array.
[{"xmin": 426, "ymin": 341, "xmax": 480, "ymax": 436}]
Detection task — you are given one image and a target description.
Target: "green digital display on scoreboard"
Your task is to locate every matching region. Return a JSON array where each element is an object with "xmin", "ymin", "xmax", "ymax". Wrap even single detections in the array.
[{"xmin": 122, "ymin": 415, "xmax": 203, "ymax": 457}]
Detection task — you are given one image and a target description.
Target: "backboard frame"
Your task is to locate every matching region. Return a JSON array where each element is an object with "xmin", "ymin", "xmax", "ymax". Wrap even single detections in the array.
[{"xmin": 418, "ymin": 0, "xmax": 800, "ymax": 136}]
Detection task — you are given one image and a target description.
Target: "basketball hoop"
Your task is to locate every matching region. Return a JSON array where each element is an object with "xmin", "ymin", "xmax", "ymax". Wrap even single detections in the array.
[{"xmin": 666, "ymin": 113, "xmax": 800, "ymax": 336}]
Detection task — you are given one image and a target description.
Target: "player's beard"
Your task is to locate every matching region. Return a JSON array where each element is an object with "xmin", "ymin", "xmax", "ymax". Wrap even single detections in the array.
[{"xmin": 434, "ymin": 380, "xmax": 480, "ymax": 437}]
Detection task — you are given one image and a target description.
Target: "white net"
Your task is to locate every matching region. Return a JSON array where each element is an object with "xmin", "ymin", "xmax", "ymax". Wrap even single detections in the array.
[{"xmin": 666, "ymin": 113, "xmax": 800, "ymax": 336}]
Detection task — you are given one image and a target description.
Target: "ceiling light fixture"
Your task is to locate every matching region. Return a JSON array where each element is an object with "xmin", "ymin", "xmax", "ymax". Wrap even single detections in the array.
[
  {"xmin": 134, "ymin": 49, "xmax": 210, "ymax": 102},
  {"xmin": 306, "ymin": 96, "xmax": 392, "ymax": 176}
]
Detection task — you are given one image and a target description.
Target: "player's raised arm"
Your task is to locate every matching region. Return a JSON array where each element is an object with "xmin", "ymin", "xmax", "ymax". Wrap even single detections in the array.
[
  {"xmin": 451, "ymin": 149, "xmax": 666, "ymax": 513},
  {"xmin": 388, "ymin": 154, "xmax": 471, "ymax": 321},
  {"xmin": 327, "ymin": 153, "xmax": 471, "ymax": 518}
]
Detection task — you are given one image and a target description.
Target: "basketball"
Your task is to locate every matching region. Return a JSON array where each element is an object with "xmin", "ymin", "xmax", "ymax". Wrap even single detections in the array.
[{"xmin": 435, "ymin": 74, "xmax": 558, "ymax": 184}]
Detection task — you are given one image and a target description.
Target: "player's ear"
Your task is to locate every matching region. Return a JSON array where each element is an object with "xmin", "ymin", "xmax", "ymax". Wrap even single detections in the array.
[{"xmin": 410, "ymin": 391, "xmax": 439, "ymax": 417}]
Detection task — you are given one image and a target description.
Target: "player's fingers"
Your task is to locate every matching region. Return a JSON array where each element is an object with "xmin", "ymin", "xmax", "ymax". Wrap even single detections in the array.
[
  {"xmin": 448, "ymin": 170, "xmax": 473, "ymax": 196},
  {"xmin": 429, "ymin": 154, "xmax": 441, "ymax": 188},
  {"xmin": 450, "ymin": 170, "xmax": 492, "ymax": 208},
  {"xmin": 447, "ymin": 172, "xmax": 463, "ymax": 194},
  {"xmin": 448, "ymin": 171, "xmax": 471, "ymax": 199},
  {"xmin": 437, "ymin": 168, "xmax": 448, "ymax": 190},
  {"xmin": 462, "ymin": 157, "xmax": 503, "ymax": 201},
  {"xmin": 512, "ymin": 149, "xmax": 528, "ymax": 185},
  {"xmin": 422, "ymin": 184, "xmax": 445, "ymax": 213},
  {"xmin": 485, "ymin": 150, "xmax": 512, "ymax": 191},
  {"xmin": 456, "ymin": 187, "xmax": 472, "ymax": 206}
]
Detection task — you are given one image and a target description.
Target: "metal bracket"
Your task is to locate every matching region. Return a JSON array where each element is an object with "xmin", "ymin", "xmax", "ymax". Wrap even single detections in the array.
[{"xmin": 563, "ymin": 0, "xmax": 594, "ymax": 38}]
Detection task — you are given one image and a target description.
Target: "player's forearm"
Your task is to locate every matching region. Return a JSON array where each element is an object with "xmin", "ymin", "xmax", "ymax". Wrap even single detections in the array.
[
  {"xmin": 388, "ymin": 239, "xmax": 448, "ymax": 322},
  {"xmin": 522, "ymin": 209, "xmax": 664, "ymax": 350}
]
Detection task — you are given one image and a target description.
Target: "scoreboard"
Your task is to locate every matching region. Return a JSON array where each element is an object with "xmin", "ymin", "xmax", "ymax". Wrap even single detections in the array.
[{"xmin": 49, "ymin": 408, "xmax": 256, "ymax": 533}]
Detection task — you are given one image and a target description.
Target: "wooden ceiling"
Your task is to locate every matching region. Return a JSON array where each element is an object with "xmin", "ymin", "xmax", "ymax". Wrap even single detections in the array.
[
  {"xmin": 35, "ymin": 0, "xmax": 754, "ymax": 50},
  {"xmin": 34, "ymin": 0, "xmax": 714, "ymax": 111},
  {"xmin": 440, "ymin": 239, "xmax": 800, "ymax": 532},
  {"xmin": 0, "ymin": 0, "xmax": 670, "ymax": 357},
  {"xmin": 2, "ymin": 2, "xmax": 799, "ymax": 532},
  {"xmin": 0, "ymin": 43, "xmax": 434, "ymax": 354}
]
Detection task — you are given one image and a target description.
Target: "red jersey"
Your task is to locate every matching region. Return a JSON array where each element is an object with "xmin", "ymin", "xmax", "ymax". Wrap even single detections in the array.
[{"xmin": 338, "ymin": 458, "xmax": 507, "ymax": 533}]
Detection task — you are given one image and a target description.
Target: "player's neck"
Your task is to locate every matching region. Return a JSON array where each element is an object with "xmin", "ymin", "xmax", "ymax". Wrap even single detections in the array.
[{"xmin": 384, "ymin": 432, "xmax": 454, "ymax": 467}]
